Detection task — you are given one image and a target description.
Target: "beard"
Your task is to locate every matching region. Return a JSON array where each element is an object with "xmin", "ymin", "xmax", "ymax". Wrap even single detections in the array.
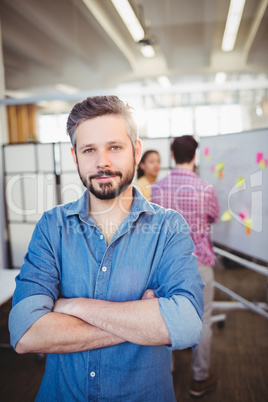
[{"xmin": 77, "ymin": 161, "xmax": 136, "ymax": 200}]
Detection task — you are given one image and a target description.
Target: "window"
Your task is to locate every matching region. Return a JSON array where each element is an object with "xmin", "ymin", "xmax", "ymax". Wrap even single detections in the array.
[
  {"xmin": 171, "ymin": 107, "xmax": 194, "ymax": 136},
  {"xmin": 219, "ymin": 105, "xmax": 243, "ymax": 134},
  {"xmin": 146, "ymin": 108, "xmax": 170, "ymax": 138},
  {"xmin": 195, "ymin": 106, "xmax": 219, "ymax": 136},
  {"xmin": 38, "ymin": 114, "xmax": 69, "ymax": 143}
]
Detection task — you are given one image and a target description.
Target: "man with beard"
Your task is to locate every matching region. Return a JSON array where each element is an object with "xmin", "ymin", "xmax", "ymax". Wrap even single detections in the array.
[{"xmin": 9, "ymin": 96, "xmax": 204, "ymax": 402}]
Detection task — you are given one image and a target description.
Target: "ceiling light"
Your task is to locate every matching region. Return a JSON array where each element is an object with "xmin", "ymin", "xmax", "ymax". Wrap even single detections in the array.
[
  {"xmin": 111, "ymin": 0, "xmax": 144, "ymax": 42},
  {"xmin": 221, "ymin": 0, "xmax": 246, "ymax": 52},
  {"xmin": 139, "ymin": 39, "xmax": 155, "ymax": 58},
  {"xmin": 215, "ymin": 72, "xmax": 227, "ymax": 85}
]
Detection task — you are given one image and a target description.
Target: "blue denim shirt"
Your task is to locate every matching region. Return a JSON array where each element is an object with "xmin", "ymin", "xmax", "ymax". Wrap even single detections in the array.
[{"xmin": 9, "ymin": 188, "xmax": 204, "ymax": 402}]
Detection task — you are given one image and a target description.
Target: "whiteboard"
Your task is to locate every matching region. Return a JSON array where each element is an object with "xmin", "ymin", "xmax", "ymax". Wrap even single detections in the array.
[{"xmin": 199, "ymin": 129, "xmax": 268, "ymax": 263}]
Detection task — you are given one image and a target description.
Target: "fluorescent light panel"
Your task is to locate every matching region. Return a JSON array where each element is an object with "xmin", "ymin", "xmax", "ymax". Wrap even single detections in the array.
[
  {"xmin": 111, "ymin": 0, "xmax": 144, "ymax": 42},
  {"xmin": 221, "ymin": 0, "xmax": 246, "ymax": 52}
]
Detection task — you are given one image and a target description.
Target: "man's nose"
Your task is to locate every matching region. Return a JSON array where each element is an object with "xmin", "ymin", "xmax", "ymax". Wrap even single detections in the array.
[{"xmin": 96, "ymin": 149, "xmax": 111, "ymax": 169}]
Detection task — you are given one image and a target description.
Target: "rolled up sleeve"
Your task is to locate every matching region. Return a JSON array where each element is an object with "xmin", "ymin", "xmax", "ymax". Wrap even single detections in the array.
[
  {"xmin": 8, "ymin": 213, "xmax": 60, "ymax": 349},
  {"xmin": 158, "ymin": 295, "xmax": 202, "ymax": 350},
  {"xmin": 155, "ymin": 211, "xmax": 204, "ymax": 350},
  {"xmin": 9, "ymin": 294, "xmax": 54, "ymax": 349}
]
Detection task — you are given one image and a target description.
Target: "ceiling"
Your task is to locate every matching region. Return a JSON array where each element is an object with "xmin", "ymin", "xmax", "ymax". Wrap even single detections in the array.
[{"xmin": 0, "ymin": 0, "xmax": 268, "ymax": 100}]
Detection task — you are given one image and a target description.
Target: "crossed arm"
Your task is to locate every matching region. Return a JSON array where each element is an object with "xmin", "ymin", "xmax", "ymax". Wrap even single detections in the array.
[{"xmin": 16, "ymin": 289, "xmax": 171, "ymax": 354}]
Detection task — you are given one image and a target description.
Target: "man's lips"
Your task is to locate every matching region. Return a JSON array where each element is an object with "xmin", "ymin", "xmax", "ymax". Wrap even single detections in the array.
[
  {"xmin": 89, "ymin": 170, "xmax": 122, "ymax": 181},
  {"xmin": 94, "ymin": 175, "xmax": 116, "ymax": 181}
]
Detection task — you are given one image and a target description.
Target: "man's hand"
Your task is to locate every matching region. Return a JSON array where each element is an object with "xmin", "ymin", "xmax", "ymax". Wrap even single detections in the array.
[
  {"xmin": 53, "ymin": 298, "xmax": 72, "ymax": 314},
  {"xmin": 142, "ymin": 289, "xmax": 156, "ymax": 300}
]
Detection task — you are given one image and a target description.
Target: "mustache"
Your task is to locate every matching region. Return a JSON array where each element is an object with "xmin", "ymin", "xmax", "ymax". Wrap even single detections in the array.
[{"xmin": 89, "ymin": 170, "xmax": 123, "ymax": 180}]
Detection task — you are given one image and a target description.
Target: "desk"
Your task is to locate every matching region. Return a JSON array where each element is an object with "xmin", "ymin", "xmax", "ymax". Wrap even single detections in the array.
[{"xmin": 0, "ymin": 269, "xmax": 20, "ymax": 305}]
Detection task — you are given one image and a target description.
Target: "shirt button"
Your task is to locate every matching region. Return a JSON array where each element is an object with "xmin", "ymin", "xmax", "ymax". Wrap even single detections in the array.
[
  {"xmin": 102, "ymin": 266, "xmax": 107, "ymax": 272},
  {"xmin": 100, "ymin": 234, "xmax": 104, "ymax": 240},
  {"xmin": 90, "ymin": 371, "xmax": 96, "ymax": 378}
]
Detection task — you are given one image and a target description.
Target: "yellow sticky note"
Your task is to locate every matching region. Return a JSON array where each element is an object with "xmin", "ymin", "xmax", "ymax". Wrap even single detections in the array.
[
  {"xmin": 215, "ymin": 162, "xmax": 224, "ymax": 171},
  {"xmin": 259, "ymin": 160, "xmax": 266, "ymax": 169},
  {"xmin": 236, "ymin": 177, "xmax": 245, "ymax": 187},
  {"xmin": 221, "ymin": 210, "xmax": 232, "ymax": 221},
  {"xmin": 244, "ymin": 218, "xmax": 252, "ymax": 229}
]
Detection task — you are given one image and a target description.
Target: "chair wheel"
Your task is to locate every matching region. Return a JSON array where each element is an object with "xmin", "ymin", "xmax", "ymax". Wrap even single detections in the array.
[{"xmin": 217, "ymin": 321, "xmax": 225, "ymax": 329}]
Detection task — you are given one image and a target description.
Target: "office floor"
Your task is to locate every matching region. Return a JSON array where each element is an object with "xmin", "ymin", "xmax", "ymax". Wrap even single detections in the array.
[
  {"xmin": 173, "ymin": 258, "xmax": 268, "ymax": 402},
  {"xmin": 0, "ymin": 259, "xmax": 267, "ymax": 402}
]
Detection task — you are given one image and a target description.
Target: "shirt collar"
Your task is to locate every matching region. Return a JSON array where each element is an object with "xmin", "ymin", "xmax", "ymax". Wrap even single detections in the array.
[
  {"xmin": 171, "ymin": 167, "xmax": 198, "ymax": 178},
  {"xmin": 64, "ymin": 189, "xmax": 90, "ymax": 221},
  {"xmin": 64, "ymin": 186, "xmax": 155, "ymax": 221}
]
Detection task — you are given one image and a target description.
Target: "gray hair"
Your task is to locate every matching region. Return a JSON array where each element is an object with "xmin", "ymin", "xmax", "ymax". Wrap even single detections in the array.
[{"xmin": 66, "ymin": 95, "xmax": 138, "ymax": 151}]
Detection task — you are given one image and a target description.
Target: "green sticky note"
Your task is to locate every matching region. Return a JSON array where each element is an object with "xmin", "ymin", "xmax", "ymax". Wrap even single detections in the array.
[
  {"xmin": 215, "ymin": 162, "xmax": 224, "ymax": 171},
  {"xmin": 236, "ymin": 177, "xmax": 245, "ymax": 187}
]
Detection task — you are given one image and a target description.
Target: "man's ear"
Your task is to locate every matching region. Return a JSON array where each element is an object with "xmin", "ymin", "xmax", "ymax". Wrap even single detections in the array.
[
  {"xmin": 139, "ymin": 162, "xmax": 145, "ymax": 171},
  {"xmin": 71, "ymin": 148, "xmax": 78, "ymax": 170},
  {"xmin": 135, "ymin": 139, "xmax": 142, "ymax": 165}
]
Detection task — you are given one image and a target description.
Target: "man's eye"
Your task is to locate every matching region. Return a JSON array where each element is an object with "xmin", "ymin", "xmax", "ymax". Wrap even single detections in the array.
[
  {"xmin": 85, "ymin": 148, "xmax": 94, "ymax": 153},
  {"xmin": 111, "ymin": 146, "xmax": 121, "ymax": 151}
]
